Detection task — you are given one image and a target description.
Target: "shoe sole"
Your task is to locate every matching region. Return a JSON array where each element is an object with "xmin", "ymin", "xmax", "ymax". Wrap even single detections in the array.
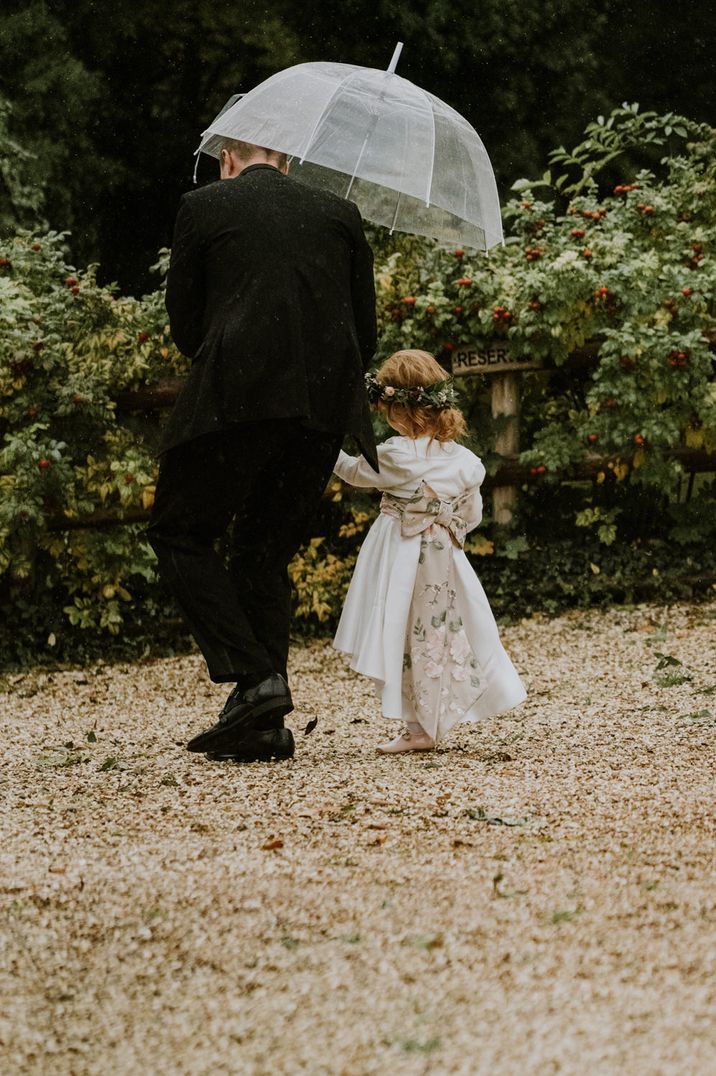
[
  {"xmin": 187, "ymin": 695, "xmax": 294, "ymax": 753},
  {"xmin": 207, "ymin": 729, "xmax": 295, "ymax": 763}
]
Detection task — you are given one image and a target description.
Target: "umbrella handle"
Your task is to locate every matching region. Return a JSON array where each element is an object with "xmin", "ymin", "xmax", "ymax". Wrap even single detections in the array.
[{"xmin": 387, "ymin": 41, "xmax": 403, "ymax": 74}]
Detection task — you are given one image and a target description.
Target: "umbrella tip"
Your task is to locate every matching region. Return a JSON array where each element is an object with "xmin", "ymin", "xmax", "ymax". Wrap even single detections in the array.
[{"xmin": 387, "ymin": 41, "xmax": 403, "ymax": 74}]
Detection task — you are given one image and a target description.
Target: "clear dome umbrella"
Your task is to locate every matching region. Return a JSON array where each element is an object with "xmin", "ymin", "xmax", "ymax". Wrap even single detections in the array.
[{"xmin": 194, "ymin": 43, "xmax": 503, "ymax": 251}]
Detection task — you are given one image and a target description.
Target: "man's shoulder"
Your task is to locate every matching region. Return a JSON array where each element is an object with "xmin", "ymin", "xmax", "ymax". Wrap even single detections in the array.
[
  {"xmin": 180, "ymin": 173, "xmax": 357, "ymax": 213},
  {"xmin": 179, "ymin": 179, "xmax": 228, "ymax": 207}
]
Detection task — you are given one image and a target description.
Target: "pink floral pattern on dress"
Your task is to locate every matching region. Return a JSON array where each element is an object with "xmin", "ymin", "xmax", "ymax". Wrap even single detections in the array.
[{"xmin": 381, "ymin": 483, "xmax": 486, "ymax": 741}]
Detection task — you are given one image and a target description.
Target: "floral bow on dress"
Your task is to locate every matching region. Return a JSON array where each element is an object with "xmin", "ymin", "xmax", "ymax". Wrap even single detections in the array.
[
  {"xmin": 380, "ymin": 481, "xmax": 479, "ymax": 549},
  {"xmin": 380, "ymin": 481, "xmax": 486, "ymax": 742}
]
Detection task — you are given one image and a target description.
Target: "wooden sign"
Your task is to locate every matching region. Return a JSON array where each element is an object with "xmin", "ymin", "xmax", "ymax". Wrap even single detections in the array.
[{"xmin": 451, "ymin": 344, "xmax": 543, "ymax": 377}]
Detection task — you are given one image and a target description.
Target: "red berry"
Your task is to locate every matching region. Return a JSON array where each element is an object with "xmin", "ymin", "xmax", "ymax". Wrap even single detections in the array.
[
  {"xmin": 0, "ymin": 257, "xmax": 11, "ymax": 269},
  {"xmin": 619, "ymin": 355, "xmax": 635, "ymax": 370},
  {"xmin": 457, "ymin": 277, "xmax": 473, "ymax": 287},
  {"xmin": 26, "ymin": 407, "xmax": 38, "ymax": 419},
  {"xmin": 125, "ymin": 473, "xmax": 135, "ymax": 484},
  {"xmin": 72, "ymin": 394, "xmax": 84, "ymax": 404},
  {"xmin": 582, "ymin": 248, "xmax": 593, "ymax": 258},
  {"xmin": 64, "ymin": 276, "xmax": 79, "ymax": 287},
  {"xmin": 426, "ymin": 305, "xmax": 435, "ymax": 314},
  {"xmin": 587, "ymin": 433, "xmax": 599, "ymax": 444},
  {"xmin": 31, "ymin": 243, "xmax": 42, "ymax": 252},
  {"xmin": 634, "ymin": 433, "xmax": 645, "ymax": 446},
  {"xmin": 137, "ymin": 331, "xmax": 150, "ymax": 343},
  {"xmin": 402, "ymin": 296, "xmax": 416, "ymax": 305},
  {"xmin": 528, "ymin": 299, "xmax": 542, "ymax": 311},
  {"xmin": 453, "ymin": 306, "xmax": 463, "ymax": 315},
  {"xmin": 682, "ymin": 287, "xmax": 693, "ymax": 297},
  {"xmin": 38, "ymin": 458, "xmax": 50, "ymax": 470},
  {"xmin": 522, "ymin": 202, "xmax": 533, "ymax": 210},
  {"xmin": 442, "ymin": 342, "xmax": 455, "ymax": 352},
  {"xmin": 571, "ymin": 228, "xmax": 586, "ymax": 238},
  {"xmin": 454, "ymin": 249, "xmax": 465, "ymax": 258},
  {"xmin": 530, "ymin": 465, "xmax": 547, "ymax": 476},
  {"xmin": 70, "ymin": 285, "xmax": 80, "ymax": 296}
]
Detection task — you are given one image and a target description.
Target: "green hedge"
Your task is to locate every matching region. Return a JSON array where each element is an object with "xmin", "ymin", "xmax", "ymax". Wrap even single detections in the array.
[{"xmin": 1, "ymin": 105, "xmax": 715, "ymax": 668}]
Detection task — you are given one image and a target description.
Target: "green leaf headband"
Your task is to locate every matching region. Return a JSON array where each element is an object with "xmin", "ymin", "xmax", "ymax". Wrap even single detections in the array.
[{"xmin": 365, "ymin": 372, "xmax": 458, "ymax": 410}]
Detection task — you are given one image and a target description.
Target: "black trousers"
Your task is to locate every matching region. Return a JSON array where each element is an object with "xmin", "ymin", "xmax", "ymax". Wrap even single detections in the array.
[{"xmin": 147, "ymin": 420, "xmax": 341, "ymax": 684}]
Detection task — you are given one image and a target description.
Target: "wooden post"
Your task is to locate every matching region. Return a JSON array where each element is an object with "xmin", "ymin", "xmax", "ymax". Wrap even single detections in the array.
[{"xmin": 491, "ymin": 371, "xmax": 520, "ymax": 526}]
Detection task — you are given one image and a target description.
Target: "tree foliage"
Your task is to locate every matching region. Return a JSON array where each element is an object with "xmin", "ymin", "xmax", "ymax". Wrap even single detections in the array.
[{"xmin": 1, "ymin": 0, "xmax": 714, "ymax": 289}]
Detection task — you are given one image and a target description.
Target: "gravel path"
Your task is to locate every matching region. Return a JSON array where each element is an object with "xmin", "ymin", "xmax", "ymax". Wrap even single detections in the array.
[{"xmin": 2, "ymin": 599, "xmax": 716, "ymax": 1075}]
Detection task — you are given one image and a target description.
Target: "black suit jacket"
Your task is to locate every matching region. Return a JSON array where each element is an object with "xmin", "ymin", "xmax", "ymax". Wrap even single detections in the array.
[{"xmin": 162, "ymin": 164, "xmax": 378, "ymax": 468}]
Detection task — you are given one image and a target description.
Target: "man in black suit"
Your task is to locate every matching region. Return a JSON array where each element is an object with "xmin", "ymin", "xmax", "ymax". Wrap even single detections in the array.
[{"xmin": 147, "ymin": 139, "xmax": 377, "ymax": 763}]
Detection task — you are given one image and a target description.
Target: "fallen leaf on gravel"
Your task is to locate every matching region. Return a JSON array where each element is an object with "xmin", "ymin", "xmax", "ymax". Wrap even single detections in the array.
[
  {"xmin": 35, "ymin": 746, "xmax": 85, "ymax": 768},
  {"xmin": 654, "ymin": 652, "xmax": 682, "ymax": 669},
  {"xmin": 262, "ymin": 838, "xmax": 284, "ymax": 851},
  {"xmin": 407, "ymin": 933, "xmax": 444, "ymax": 950},
  {"xmin": 492, "ymin": 873, "xmax": 528, "ymax": 899},
  {"xmin": 685, "ymin": 709, "xmax": 714, "ymax": 726},
  {"xmin": 303, "ymin": 717, "xmax": 318, "ymax": 736},
  {"xmin": 98, "ymin": 756, "xmax": 128, "ymax": 772},
  {"xmin": 463, "ymin": 807, "xmax": 545, "ymax": 829}
]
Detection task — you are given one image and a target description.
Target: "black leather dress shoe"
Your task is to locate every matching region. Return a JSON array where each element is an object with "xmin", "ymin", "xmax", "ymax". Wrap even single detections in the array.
[
  {"xmin": 186, "ymin": 673, "xmax": 293, "ymax": 753},
  {"xmin": 206, "ymin": 727, "xmax": 295, "ymax": 763}
]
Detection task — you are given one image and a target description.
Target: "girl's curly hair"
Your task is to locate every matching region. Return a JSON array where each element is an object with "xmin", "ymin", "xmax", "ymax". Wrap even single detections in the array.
[{"xmin": 374, "ymin": 349, "xmax": 467, "ymax": 442}]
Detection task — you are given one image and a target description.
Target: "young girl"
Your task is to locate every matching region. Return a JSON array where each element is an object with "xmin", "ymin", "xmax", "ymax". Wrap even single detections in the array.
[{"xmin": 333, "ymin": 349, "xmax": 526, "ymax": 753}]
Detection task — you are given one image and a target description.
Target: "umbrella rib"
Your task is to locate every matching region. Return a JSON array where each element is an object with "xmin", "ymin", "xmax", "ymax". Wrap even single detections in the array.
[
  {"xmin": 389, "ymin": 190, "xmax": 403, "ymax": 234},
  {"xmin": 424, "ymin": 92, "xmax": 436, "ymax": 208},
  {"xmin": 298, "ymin": 69, "xmax": 363, "ymax": 164}
]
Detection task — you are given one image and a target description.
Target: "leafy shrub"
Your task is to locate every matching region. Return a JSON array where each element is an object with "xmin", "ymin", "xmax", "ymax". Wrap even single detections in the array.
[
  {"xmin": 1, "ymin": 106, "xmax": 715, "ymax": 667},
  {"xmin": 372, "ymin": 105, "xmax": 716, "ymax": 544},
  {"xmin": 0, "ymin": 232, "xmax": 187, "ymax": 656}
]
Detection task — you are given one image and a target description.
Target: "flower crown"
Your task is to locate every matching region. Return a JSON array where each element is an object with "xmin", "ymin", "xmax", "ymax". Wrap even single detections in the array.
[{"xmin": 365, "ymin": 372, "xmax": 458, "ymax": 410}]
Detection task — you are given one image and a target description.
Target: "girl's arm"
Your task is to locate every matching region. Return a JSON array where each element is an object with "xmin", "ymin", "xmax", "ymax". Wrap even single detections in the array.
[
  {"xmin": 464, "ymin": 459, "xmax": 487, "ymax": 532},
  {"xmin": 333, "ymin": 444, "xmax": 405, "ymax": 490}
]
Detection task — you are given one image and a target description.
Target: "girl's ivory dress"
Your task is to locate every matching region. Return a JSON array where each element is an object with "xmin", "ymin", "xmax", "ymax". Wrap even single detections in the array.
[{"xmin": 333, "ymin": 436, "xmax": 526, "ymax": 742}]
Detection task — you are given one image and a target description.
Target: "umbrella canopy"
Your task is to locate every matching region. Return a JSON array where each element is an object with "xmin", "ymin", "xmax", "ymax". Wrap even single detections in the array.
[{"xmin": 194, "ymin": 45, "xmax": 503, "ymax": 251}]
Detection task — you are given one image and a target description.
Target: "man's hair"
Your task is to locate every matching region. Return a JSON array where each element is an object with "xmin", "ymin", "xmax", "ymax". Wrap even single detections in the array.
[{"xmin": 221, "ymin": 138, "xmax": 288, "ymax": 171}]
